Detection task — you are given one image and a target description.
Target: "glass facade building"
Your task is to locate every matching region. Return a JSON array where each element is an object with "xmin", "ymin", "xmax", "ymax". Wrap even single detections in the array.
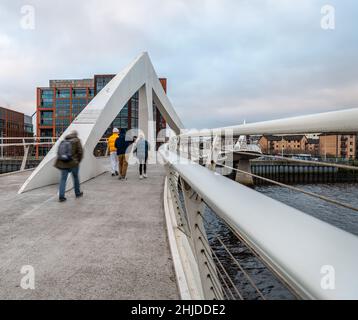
[
  {"xmin": 93, "ymin": 75, "xmax": 140, "ymax": 136},
  {"xmin": 37, "ymin": 75, "xmax": 167, "ymax": 142},
  {"xmin": 37, "ymin": 83, "xmax": 94, "ymax": 138}
]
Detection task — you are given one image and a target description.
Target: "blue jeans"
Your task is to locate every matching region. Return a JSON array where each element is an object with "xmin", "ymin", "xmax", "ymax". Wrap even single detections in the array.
[{"xmin": 59, "ymin": 166, "xmax": 81, "ymax": 199}]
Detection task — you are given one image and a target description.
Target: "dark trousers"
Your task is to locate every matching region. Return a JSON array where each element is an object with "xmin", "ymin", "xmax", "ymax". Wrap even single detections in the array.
[
  {"xmin": 139, "ymin": 162, "xmax": 147, "ymax": 175},
  {"xmin": 139, "ymin": 156, "xmax": 148, "ymax": 175},
  {"xmin": 59, "ymin": 166, "xmax": 81, "ymax": 199}
]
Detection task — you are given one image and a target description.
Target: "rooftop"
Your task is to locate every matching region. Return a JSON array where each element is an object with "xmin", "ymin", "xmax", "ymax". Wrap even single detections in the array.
[{"xmin": 49, "ymin": 79, "xmax": 94, "ymax": 88}]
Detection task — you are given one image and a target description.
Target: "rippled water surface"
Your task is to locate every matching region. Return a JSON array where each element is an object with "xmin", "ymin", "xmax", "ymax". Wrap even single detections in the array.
[{"xmin": 204, "ymin": 183, "xmax": 358, "ymax": 299}]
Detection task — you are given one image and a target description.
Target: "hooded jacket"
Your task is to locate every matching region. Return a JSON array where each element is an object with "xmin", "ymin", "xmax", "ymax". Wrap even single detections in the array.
[
  {"xmin": 115, "ymin": 129, "xmax": 130, "ymax": 155},
  {"xmin": 134, "ymin": 138, "xmax": 149, "ymax": 161},
  {"xmin": 107, "ymin": 133, "xmax": 119, "ymax": 153},
  {"xmin": 54, "ymin": 132, "xmax": 83, "ymax": 169}
]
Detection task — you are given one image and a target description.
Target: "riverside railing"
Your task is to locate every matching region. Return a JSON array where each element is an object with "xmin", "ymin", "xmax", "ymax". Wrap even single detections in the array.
[
  {"xmin": 160, "ymin": 144, "xmax": 358, "ymax": 300},
  {"xmin": 160, "ymin": 108, "xmax": 358, "ymax": 300}
]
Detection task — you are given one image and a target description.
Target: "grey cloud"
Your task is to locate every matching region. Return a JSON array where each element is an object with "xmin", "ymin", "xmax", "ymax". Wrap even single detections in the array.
[{"xmin": 0, "ymin": 0, "xmax": 357, "ymax": 129}]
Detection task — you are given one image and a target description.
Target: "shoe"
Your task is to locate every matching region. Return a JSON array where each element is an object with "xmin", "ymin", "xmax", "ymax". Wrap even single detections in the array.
[
  {"xmin": 59, "ymin": 197, "xmax": 67, "ymax": 202},
  {"xmin": 143, "ymin": 173, "xmax": 147, "ymax": 178},
  {"xmin": 115, "ymin": 171, "xmax": 119, "ymax": 176},
  {"xmin": 111, "ymin": 173, "xmax": 115, "ymax": 177},
  {"xmin": 139, "ymin": 175, "xmax": 143, "ymax": 180},
  {"xmin": 76, "ymin": 192, "xmax": 83, "ymax": 198}
]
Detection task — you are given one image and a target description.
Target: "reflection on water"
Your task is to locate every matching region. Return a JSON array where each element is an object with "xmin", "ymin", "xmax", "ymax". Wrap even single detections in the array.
[{"xmin": 204, "ymin": 183, "xmax": 357, "ymax": 300}]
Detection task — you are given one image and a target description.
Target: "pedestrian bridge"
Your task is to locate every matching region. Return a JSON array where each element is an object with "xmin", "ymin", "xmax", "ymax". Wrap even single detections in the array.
[
  {"xmin": 1, "ymin": 53, "xmax": 358, "ymax": 300},
  {"xmin": 0, "ymin": 161, "xmax": 179, "ymax": 299}
]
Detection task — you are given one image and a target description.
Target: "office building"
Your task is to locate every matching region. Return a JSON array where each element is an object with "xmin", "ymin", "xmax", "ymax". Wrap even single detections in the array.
[{"xmin": 37, "ymin": 74, "xmax": 167, "ymax": 141}]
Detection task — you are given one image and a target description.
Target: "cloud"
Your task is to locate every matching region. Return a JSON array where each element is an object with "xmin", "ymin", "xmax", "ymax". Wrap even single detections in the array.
[{"xmin": 0, "ymin": 0, "xmax": 357, "ymax": 129}]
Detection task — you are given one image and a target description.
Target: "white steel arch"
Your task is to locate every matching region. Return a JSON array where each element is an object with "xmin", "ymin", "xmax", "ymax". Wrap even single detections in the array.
[{"xmin": 19, "ymin": 52, "xmax": 184, "ymax": 194}]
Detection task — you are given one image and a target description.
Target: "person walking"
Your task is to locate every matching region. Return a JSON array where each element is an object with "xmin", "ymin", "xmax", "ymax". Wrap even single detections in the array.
[
  {"xmin": 133, "ymin": 134, "xmax": 150, "ymax": 179},
  {"xmin": 115, "ymin": 128, "xmax": 130, "ymax": 180},
  {"xmin": 107, "ymin": 128, "xmax": 119, "ymax": 176},
  {"xmin": 54, "ymin": 130, "xmax": 83, "ymax": 202}
]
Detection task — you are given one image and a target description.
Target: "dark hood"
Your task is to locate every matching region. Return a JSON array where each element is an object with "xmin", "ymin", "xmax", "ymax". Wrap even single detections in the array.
[{"xmin": 65, "ymin": 132, "xmax": 78, "ymax": 140}]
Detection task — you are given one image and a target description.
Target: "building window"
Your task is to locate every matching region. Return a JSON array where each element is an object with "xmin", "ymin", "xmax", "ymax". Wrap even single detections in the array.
[
  {"xmin": 41, "ymin": 89, "xmax": 54, "ymax": 107},
  {"xmin": 72, "ymin": 88, "xmax": 87, "ymax": 98},
  {"xmin": 72, "ymin": 98, "xmax": 87, "ymax": 118},
  {"xmin": 56, "ymin": 89, "xmax": 70, "ymax": 98},
  {"xmin": 40, "ymin": 111, "xmax": 53, "ymax": 126},
  {"xmin": 55, "ymin": 99, "xmax": 70, "ymax": 117}
]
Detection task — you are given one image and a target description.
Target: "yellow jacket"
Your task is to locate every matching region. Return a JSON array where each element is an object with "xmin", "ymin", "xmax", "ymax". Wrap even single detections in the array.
[{"xmin": 108, "ymin": 133, "xmax": 119, "ymax": 152}]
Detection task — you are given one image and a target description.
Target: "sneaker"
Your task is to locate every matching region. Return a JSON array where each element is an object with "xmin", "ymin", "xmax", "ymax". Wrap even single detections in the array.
[
  {"xmin": 76, "ymin": 192, "xmax": 83, "ymax": 198},
  {"xmin": 143, "ymin": 173, "xmax": 147, "ymax": 178},
  {"xmin": 139, "ymin": 175, "xmax": 143, "ymax": 180},
  {"xmin": 59, "ymin": 197, "xmax": 67, "ymax": 202}
]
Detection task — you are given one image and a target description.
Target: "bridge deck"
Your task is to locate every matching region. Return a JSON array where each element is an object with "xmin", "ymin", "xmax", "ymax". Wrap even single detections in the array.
[{"xmin": 0, "ymin": 164, "xmax": 178, "ymax": 299}]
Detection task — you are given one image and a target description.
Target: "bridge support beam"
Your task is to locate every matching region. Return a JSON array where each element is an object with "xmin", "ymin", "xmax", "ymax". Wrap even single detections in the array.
[
  {"xmin": 138, "ymin": 84, "xmax": 154, "ymax": 142},
  {"xmin": 235, "ymin": 159, "xmax": 254, "ymax": 186},
  {"xmin": 18, "ymin": 52, "xmax": 184, "ymax": 194}
]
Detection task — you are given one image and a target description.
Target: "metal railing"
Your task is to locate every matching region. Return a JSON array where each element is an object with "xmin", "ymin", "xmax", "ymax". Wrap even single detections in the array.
[
  {"xmin": 160, "ymin": 144, "xmax": 358, "ymax": 300},
  {"xmin": 0, "ymin": 137, "xmax": 109, "ymax": 175},
  {"xmin": 161, "ymin": 108, "xmax": 358, "ymax": 300}
]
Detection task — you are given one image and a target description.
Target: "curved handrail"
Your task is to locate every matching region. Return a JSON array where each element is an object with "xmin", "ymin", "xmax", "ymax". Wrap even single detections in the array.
[{"xmin": 159, "ymin": 144, "xmax": 358, "ymax": 300}]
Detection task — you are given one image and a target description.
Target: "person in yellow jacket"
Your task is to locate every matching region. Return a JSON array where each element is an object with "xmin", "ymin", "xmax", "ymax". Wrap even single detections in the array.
[{"xmin": 108, "ymin": 128, "xmax": 119, "ymax": 176}]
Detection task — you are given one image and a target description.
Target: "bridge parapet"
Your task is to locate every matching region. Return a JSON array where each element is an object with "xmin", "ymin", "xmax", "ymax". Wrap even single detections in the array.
[{"xmin": 160, "ymin": 143, "xmax": 358, "ymax": 300}]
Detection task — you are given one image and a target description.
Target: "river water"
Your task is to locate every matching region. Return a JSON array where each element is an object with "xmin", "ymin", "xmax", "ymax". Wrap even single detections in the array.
[
  {"xmin": 254, "ymin": 183, "xmax": 358, "ymax": 236},
  {"xmin": 204, "ymin": 183, "xmax": 358, "ymax": 300}
]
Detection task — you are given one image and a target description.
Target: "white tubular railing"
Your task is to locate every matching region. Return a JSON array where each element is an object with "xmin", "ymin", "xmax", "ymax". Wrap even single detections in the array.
[
  {"xmin": 181, "ymin": 107, "xmax": 358, "ymax": 137},
  {"xmin": 160, "ymin": 145, "xmax": 358, "ymax": 300},
  {"xmin": 0, "ymin": 137, "xmax": 109, "ymax": 175}
]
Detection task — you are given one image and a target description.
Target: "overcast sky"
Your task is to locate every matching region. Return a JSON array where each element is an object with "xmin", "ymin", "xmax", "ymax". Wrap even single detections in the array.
[{"xmin": 0, "ymin": 0, "xmax": 357, "ymax": 128}]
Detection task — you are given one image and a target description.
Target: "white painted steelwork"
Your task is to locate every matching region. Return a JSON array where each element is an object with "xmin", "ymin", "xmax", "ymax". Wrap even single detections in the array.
[
  {"xmin": 159, "ymin": 145, "xmax": 358, "ymax": 300},
  {"xmin": 18, "ymin": 53, "xmax": 183, "ymax": 193},
  {"xmin": 180, "ymin": 107, "xmax": 358, "ymax": 137}
]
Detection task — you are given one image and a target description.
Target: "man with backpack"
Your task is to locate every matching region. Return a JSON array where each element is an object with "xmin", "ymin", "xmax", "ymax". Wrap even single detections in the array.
[{"xmin": 54, "ymin": 130, "xmax": 84, "ymax": 202}]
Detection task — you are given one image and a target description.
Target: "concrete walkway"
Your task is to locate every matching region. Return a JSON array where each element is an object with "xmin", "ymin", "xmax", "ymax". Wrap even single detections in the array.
[{"xmin": 0, "ymin": 164, "xmax": 178, "ymax": 299}]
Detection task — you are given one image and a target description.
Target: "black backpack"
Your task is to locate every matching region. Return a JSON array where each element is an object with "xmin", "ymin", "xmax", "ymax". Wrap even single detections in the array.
[{"xmin": 57, "ymin": 140, "xmax": 73, "ymax": 162}]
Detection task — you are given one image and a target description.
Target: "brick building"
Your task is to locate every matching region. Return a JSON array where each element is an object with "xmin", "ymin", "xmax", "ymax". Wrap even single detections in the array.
[
  {"xmin": 0, "ymin": 106, "xmax": 34, "ymax": 156},
  {"xmin": 258, "ymin": 135, "xmax": 308, "ymax": 154},
  {"xmin": 319, "ymin": 134, "xmax": 356, "ymax": 160},
  {"xmin": 306, "ymin": 138, "xmax": 320, "ymax": 155}
]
